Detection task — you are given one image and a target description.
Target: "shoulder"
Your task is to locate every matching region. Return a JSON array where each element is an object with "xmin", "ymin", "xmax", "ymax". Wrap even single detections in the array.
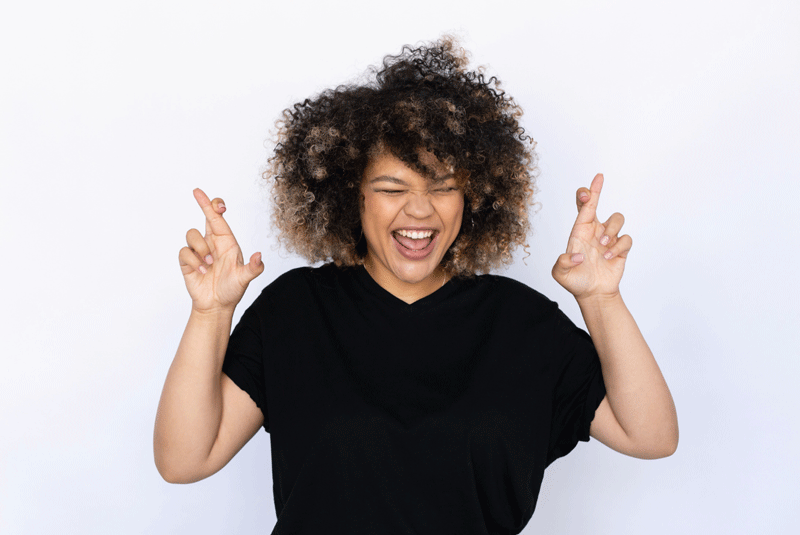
[
  {"xmin": 471, "ymin": 276, "xmax": 594, "ymax": 357},
  {"xmin": 464, "ymin": 273, "xmax": 557, "ymax": 310},
  {"xmin": 442, "ymin": 273, "xmax": 564, "ymax": 331},
  {"xmin": 249, "ymin": 263, "xmax": 350, "ymax": 307},
  {"xmin": 476, "ymin": 274, "xmax": 548, "ymax": 297},
  {"xmin": 261, "ymin": 263, "xmax": 337, "ymax": 289}
]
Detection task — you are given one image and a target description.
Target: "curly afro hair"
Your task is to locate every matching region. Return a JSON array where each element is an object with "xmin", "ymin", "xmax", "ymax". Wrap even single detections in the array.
[{"xmin": 268, "ymin": 36, "xmax": 537, "ymax": 276}]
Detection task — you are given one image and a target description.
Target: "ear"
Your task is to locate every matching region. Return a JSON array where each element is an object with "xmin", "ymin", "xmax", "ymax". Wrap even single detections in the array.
[
  {"xmin": 358, "ymin": 191, "xmax": 366, "ymax": 213},
  {"xmin": 457, "ymin": 205, "xmax": 473, "ymax": 236}
]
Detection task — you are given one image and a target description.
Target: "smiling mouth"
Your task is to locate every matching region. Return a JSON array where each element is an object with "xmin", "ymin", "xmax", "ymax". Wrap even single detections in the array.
[{"xmin": 392, "ymin": 230, "xmax": 437, "ymax": 251}]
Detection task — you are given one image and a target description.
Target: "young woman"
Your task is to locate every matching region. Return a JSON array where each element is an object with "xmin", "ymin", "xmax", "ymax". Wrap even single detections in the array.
[{"xmin": 154, "ymin": 37, "xmax": 678, "ymax": 534}]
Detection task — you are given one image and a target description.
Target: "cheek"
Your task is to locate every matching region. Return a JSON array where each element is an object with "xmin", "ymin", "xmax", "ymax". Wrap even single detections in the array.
[
  {"xmin": 360, "ymin": 194, "xmax": 390, "ymax": 232},
  {"xmin": 449, "ymin": 197, "xmax": 465, "ymax": 230},
  {"xmin": 359, "ymin": 191, "xmax": 373, "ymax": 223}
]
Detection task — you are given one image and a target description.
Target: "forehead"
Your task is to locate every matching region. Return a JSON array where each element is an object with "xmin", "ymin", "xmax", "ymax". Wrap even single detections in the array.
[{"xmin": 363, "ymin": 149, "xmax": 454, "ymax": 184}]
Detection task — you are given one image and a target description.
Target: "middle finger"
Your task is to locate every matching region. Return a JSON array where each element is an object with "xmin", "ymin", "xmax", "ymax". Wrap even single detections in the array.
[
  {"xmin": 600, "ymin": 212, "xmax": 625, "ymax": 245},
  {"xmin": 186, "ymin": 228, "xmax": 212, "ymax": 264},
  {"xmin": 576, "ymin": 187, "xmax": 602, "ymax": 227}
]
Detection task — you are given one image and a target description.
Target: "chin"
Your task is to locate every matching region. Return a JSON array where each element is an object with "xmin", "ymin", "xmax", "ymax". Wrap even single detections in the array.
[{"xmin": 393, "ymin": 265, "xmax": 436, "ymax": 284}]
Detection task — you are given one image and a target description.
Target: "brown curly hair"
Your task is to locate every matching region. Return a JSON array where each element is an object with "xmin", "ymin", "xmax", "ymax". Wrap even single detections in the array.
[{"xmin": 268, "ymin": 36, "xmax": 537, "ymax": 276}]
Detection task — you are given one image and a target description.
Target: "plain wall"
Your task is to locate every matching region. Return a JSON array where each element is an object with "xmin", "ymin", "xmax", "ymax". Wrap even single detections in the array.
[{"xmin": 1, "ymin": 0, "xmax": 798, "ymax": 533}]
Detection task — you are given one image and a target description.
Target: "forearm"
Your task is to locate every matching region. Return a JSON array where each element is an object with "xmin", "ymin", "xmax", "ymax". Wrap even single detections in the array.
[
  {"xmin": 154, "ymin": 307, "xmax": 235, "ymax": 481},
  {"xmin": 577, "ymin": 293, "xmax": 678, "ymax": 456}
]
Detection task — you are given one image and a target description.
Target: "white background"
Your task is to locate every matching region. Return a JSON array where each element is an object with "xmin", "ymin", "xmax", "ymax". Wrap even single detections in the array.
[{"xmin": 1, "ymin": 0, "xmax": 798, "ymax": 533}]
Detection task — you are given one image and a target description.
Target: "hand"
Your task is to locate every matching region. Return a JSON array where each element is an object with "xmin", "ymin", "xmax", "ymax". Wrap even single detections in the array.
[
  {"xmin": 551, "ymin": 174, "xmax": 632, "ymax": 301},
  {"xmin": 178, "ymin": 189, "xmax": 264, "ymax": 313}
]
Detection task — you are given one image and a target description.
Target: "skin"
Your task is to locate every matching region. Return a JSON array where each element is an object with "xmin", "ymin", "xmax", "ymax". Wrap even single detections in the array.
[
  {"xmin": 155, "ymin": 169, "xmax": 677, "ymax": 484},
  {"xmin": 154, "ymin": 190, "xmax": 264, "ymax": 483},
  {"xmin": 553, "ymin": 174, "xmax": 679, "ymax": 458},
  {"xmin": 360, "ymin": 150, "xmax": 464, "ymax": 304}
]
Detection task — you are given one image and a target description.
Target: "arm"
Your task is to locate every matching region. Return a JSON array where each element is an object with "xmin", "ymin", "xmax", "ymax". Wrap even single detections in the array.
[
  {"xmin": 578, "ymin": 294, "xmax": 678, "ymax": 459},
  {"xmin": 552, "ymin": 174, "xmax": 678, "ymax": 459},
  {"xmin": 154, "ymin": 189, "xmax": 265, "ymax": 483}
]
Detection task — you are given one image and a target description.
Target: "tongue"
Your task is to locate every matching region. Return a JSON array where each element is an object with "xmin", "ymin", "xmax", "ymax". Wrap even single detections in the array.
[{"xmin": 394, "ymin": 233, "xmax": 433, "ymax": 251}]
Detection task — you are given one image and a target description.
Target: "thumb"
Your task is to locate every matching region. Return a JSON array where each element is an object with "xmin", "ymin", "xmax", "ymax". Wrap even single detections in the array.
[
  {"xmin": 242, "ymin": 252, "xmax": 265, "ymax": 282},
  {"xmin": 552, "ymin": 252, "xmax": 584, "ymax": 277}
]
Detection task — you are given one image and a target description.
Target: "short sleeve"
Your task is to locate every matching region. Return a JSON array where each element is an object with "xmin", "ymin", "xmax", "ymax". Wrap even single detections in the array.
[
  {"xmin": 546, "ymin": 307, "xmax": 606, "ymax": 465},
  {"xmin": 222, "ymin": 295, "xmax": 270, "ymax": 432}
]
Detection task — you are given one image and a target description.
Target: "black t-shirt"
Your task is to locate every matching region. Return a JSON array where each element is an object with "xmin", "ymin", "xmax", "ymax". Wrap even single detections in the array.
[{"xmin": 222, "ymin": 264, "xmax": 606, "ymax": 535}]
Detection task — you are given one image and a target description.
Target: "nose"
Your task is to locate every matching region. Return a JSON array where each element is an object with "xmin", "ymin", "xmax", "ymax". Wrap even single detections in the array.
[
  {"xmin": 403, "ymin": 190, "xmax": 435, "ymax": 219},
  {"xmin": 403, "ymin": 191, "xmax": 434, "ymax": 219}
]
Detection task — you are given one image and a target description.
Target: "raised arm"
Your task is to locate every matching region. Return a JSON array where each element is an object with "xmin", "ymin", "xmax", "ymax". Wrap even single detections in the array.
[
  {"xmin": 551, "ymin": 174, "xmax": 678, "ymax": 459},
  {"xmin": 154, "ymin": 189, "xmax": 265, "ymax": 483}
]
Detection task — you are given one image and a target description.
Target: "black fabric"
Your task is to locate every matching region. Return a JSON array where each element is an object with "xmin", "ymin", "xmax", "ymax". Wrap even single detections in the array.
[{"xmin": 222, "ymin": 264, "xmax": 606, "ymax": 535}]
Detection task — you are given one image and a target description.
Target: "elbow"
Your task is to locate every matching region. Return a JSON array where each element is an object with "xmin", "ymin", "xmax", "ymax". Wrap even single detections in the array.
[
  {"xmin": 153, "ymin": 429, "xmax": 212, "ymax": 484},
  {"xmin": 154, "ymin": 446, "xmax": 207, "ymax": 484},
  {"xmin": 660, "ymin": 419, "xmax": 680, "ymax": 457},
  {"xmin": 637, "ymin": 426, "xmax": 679, "ymax": 459},
  {"xmin": 662, "ymin": 429, "xmax": 680, "ymax": 457},
  {"xmin": 154, "ymin": 453, "xmax": 185, "ymax": 484},
  {"xmin": 665, "ymin": 429, "xmax": 679, "ymax": 457},
  {"xmin": 154, "ymin": 440, "xmax": 180, "ymax": 483},
  {"xmin": 155, "ymin": 458, "xmax": 205, "ymax": 484},
  {"xmin": 157, "ymin": 467, "xmax": 182, "ymax": 485},
  {"xmin": 649, "ymin": 436, "xmax": 678, "ymax": 459}
]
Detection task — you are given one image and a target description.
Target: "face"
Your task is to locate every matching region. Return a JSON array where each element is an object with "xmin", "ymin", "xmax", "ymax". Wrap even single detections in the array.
[{"xmin": 360, "ymin": 149, "xmax": 464, "ymax": 299}]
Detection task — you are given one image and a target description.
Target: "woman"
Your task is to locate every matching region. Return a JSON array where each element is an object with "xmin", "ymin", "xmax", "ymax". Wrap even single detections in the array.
[{"xmin": 154, "ymin": 38, "xmax": 678, "ymax": 534}]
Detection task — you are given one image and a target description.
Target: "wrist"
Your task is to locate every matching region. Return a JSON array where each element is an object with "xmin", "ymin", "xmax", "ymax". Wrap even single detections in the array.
[
  {"xmin": 575, "ymin": 290, "xmax": 624, "ymax": 310},
  {"xmin": 189, "ymin": 304, "xmax": 236, "ymax": 321}
]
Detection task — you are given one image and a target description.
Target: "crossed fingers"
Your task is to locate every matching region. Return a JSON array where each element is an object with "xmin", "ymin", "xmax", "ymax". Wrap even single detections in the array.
[
  {"xmin": 179, "ymin": 188, "xmax": 230, "ymax": 275},
  {"xmin": 193, "ymin": 188, "xmax": 231, "ymax": 237},
  {"xmin": 574, "ymin": 174, "xmax": 632, "ymax": 260}
]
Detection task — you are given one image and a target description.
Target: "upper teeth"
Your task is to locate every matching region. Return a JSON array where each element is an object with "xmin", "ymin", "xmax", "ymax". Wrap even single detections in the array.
[{"xmin": 396, "ymin": 229, "xmax": 434, "ymax": 239}]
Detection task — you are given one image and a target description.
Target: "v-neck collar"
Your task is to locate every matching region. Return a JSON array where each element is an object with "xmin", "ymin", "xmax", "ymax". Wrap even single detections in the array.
[{"xmin": 353, "ymin": 265, "xmax": 461, "ymax": 312}]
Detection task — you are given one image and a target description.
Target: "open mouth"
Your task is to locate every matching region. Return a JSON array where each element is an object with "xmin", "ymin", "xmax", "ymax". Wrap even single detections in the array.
[{"xmin": 392, "ymin": 230, "xmax": 437, "ymax": 251}]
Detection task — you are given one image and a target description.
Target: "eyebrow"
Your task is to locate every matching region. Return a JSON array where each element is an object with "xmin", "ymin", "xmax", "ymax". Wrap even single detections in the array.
[
  {"xmin": 369, "ymin": 175, "xmax": 408, "ymax": 185},
  {"xmin": 368, "ymin": 173, "xmax": 455, "ymax": 185}
]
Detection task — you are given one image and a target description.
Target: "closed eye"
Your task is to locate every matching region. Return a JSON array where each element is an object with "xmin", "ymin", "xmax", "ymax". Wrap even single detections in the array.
[{"xmin": 375, "ymin": 189, "xmax": 406, "ymax": 195}]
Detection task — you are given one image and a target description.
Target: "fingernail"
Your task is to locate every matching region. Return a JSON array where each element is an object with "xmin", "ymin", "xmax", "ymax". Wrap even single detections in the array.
[
  {"xmin": 600, "ymin": 235, "xmax": 610, "ymax": 246},
  {"xmin": 205, "ymin": 254, "xmax": 213, "ymax": 264},
  {"xmin": 604, "ymin": 251, "xmax": 613, "ymax": 260},
  {"xmin": 198, "ymin": 265, "xmax": 207, "ymax": 274},
  {"xmin": 580, "ymin": 194, "xmax": 589, "ymax": 202},
  {"xmin": 218, "ymin": 203, "xmax": 226, "ymax": 212},
  {"xmin": 571, "ymin": 253, "xmax": 584, "ymax": 263}
]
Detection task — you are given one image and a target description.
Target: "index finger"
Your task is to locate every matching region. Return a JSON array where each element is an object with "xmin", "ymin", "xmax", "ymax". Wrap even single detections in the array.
[
  {"xmin": 574, "ymin": 173, "xmax": 604, "ymax": 225},
  {"xmin": 193, "ymin": 188, "xmax": 232, "ymax": 236}
]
